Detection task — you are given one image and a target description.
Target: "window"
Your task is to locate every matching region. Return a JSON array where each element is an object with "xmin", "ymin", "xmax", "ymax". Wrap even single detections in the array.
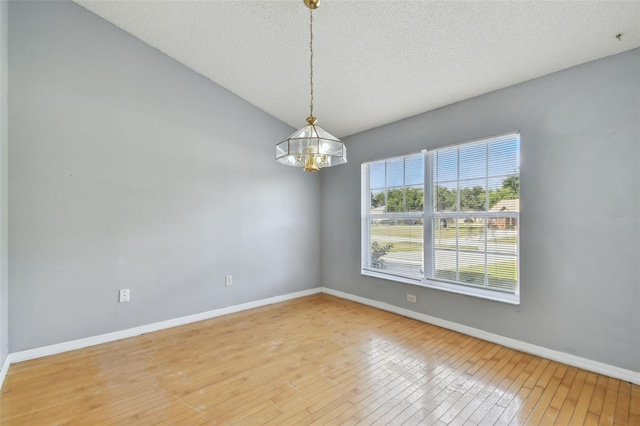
[{"xmin": 362, "ymin": 133, "xmax": 520, "ymax": 304}]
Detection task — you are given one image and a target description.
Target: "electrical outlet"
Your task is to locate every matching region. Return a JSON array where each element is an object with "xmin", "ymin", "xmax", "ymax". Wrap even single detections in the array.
[
  {"xmin": 407, "ymin": 294, "xmax": 417, "ymax": 303},
  {"xmin": 225, "ymin": 275, "xmax": 233, "ymax": 286},
  {"xmin": 119, "ymin": 289, "xmax": 130, "ymax": 303}
]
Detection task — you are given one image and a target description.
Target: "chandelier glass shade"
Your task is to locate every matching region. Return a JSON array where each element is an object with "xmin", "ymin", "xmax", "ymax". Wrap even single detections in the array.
[
  {"xmin": 275, "ymin": 0, "xmax": 347, "ymax": 172},
  {"xmin": 276, "ymin": 116, "xmax": 347, "ymax": 172}
]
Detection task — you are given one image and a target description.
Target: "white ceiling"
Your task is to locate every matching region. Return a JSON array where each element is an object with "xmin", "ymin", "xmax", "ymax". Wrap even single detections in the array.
[{"xmin": 74, "ymin": 0, "xmax": 640, "ymax": 138}]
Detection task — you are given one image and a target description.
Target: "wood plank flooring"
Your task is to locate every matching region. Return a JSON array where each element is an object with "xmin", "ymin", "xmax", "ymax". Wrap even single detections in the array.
[{"xmin": 1, "ymin": 294, "xmax": 637, "ymax": 425}]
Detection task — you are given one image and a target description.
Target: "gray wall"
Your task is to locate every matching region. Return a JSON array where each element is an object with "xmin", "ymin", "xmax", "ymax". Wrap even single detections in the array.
[
  {"xmin": 1, "ymin": 0, "xmax": 8, "ymax": 364},
  {"xmin": 322, "ymin": 49, "xmax": 640, "ymax": 372},
  {"xmin": 9, "ymin": 1, "xmax": 321, "ymax": 352}
]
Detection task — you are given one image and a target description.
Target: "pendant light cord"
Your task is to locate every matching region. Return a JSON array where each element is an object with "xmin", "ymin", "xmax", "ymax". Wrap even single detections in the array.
[{"xmin": 309, "ymin": 7, "xmax": 314, "ymax": 119}]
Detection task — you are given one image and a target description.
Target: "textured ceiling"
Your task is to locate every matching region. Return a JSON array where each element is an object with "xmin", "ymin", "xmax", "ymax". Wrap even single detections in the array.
[{"xmin": 74, "ymin": 0, "xmax": 640, "ymax": 138}]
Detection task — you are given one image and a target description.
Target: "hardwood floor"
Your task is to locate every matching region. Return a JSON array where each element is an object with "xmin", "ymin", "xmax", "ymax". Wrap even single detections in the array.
[{"xmin": 1, "ymin": 294, "xmax": 638, "ymax": 425}]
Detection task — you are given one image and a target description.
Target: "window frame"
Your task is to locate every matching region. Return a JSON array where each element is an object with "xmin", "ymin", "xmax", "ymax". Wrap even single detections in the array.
[{"xmin": 361, "ymin": 132, "xmax": 520, "ymax": 305}]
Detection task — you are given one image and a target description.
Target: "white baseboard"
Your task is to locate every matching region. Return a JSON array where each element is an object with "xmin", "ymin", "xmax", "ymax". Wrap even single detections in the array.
[
  {"xmin": 322, "ymin": 288, "xmax": 640, "ymax": 385},
  {"xmin": 2, "ymin": 286, "xmax": 638, "ymax": 391},
  {"xmin": 0, "ymin": 353, "xmax": 10, "ymax": 388},
  {"xmin": 8, "ymin": 287, "xmax": 322, "ymax": 366}
]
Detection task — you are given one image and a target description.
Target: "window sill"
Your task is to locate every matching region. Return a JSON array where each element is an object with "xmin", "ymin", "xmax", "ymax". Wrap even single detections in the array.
[{"xmin": 361, "ymin": 269, "xmax": 520, "ymax": 305}]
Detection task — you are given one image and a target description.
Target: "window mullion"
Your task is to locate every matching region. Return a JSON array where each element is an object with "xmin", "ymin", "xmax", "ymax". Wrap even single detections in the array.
[
  {"xmin": 403, "ymin": 158, "xmax": 406, "ymax": 213},
  {"xmin": 424, "ymin": 150, "xmax": 433, "ymax": 280},
  {"xmin": 456, "ymin": 147, "xmax": 460, "ymax": 282},
  {"xmin": 384, "ymin": 161, "xmax": 388, "ymax": 213},
  {"xmin": 484, "ymin": 141, "xmax": 489, "ymax": 287}
]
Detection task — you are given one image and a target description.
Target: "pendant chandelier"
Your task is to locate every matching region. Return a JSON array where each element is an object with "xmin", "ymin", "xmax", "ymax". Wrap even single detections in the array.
[{"xmin": 275, "ymin": 0, "xmax": 347, "ymax": 172}]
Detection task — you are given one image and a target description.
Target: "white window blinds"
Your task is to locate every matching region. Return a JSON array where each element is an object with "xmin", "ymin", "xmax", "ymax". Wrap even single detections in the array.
[{"xmin": 362, "ymin": 133, "xmax": 520, "ymax": 303}]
